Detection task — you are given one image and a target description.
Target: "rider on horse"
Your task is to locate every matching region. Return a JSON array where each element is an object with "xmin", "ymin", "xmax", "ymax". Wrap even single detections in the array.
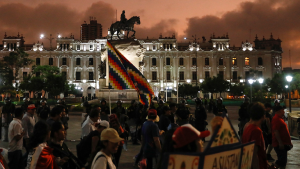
[{"xmin": 120, "ymin": 10, "xmax": 127, "ymax": 28}]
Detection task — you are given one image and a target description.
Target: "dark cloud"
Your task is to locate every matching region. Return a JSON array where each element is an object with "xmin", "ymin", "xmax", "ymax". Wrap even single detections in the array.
[
  {"xmin": 184, "ymin": 0, "xmax": 300, "ymax": 68},
  {"xmin": 135, "ymin": 19, "xmax": 179, "ymax": 39}
]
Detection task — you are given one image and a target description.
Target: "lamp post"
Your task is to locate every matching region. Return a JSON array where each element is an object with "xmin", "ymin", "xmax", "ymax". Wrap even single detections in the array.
[
  {"xmin": 286, "ymin": 75, "xmax": 293, "ymax": 113},
  {"xmin": 184, "ymin": 35, "xmax": 199, "ymax": 87},
  {"xmin": 248, "ymin": 79, "xmax": 254, "ymax": 103}
]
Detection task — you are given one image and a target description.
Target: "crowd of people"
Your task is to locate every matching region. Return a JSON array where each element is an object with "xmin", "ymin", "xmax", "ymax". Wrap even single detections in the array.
[{"xmin": 0, "ymin": 96, "xmax": 294, "ymax": 169}]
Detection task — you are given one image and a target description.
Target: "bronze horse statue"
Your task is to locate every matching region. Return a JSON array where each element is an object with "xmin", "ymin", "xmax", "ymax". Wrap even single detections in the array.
[{"xmin": 109, "ymin": 16, "xmax": 140, "ymax": 40}]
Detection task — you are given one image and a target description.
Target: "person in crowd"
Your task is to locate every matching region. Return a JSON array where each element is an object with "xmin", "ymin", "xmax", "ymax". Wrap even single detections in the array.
[
  {"xmin": 204, "ymin": 97, "xmax": 208, "ymax": 110},
  {"xmin": 208, "ymin": 98, "xmax": 215, "ymax": 113},
  {"xmin": 22, "ymin": 104, "xmax": 36, "ymax": 153},
  {"xmin": 49, "ymin": 121, "xmax": 83, "ymax": 169},
  {"xmin": 127, "ymin": 100, "xmax": 137, "ymax": 120},
  {"xmin": 46, "ymin": 106, "xmax": 63, "ymax": 128},
  {"xmin": 238, "ymin": 97, "xmax": 250, "ymax": 136},
  {"xmin": 26, "ymin": 121, "xmax": 58, "ymax": 169},
  {"xmin": 194, "ymin": 98, "xmax": 208, "ymax": 139},
  {"xmin": 2, "ymin": 97, "xmax": 15, "ymax": 141},
  {"xmin": 177, "ymin": 99, "xmax": 189, "ymax": 112},
  {"xmin": 262, "ymin": 103, "xmax": 275, "ymax": 161},
  {"xmin": 272, "ymin": 105, "xmax": 293, "ymax": 169},
  {"xmin": 156, "ymin": 100, "xmax": 164, "ymax": 117},
  {"xmin": 159, "ymin": 106, "xmax": 171, "ymax": 132},
  {"xmin": 176, "ymin": 109, "xmax": 190, "ymax": 126},
  {"xmin": 242, "ymin": 102, "xmax": 268, "ymax": 169},
  {"xmin": 112, "ymin": 100, "xmax": 125, "ymax": 120},
  {"xmin": 82, "ymin": 109, "xmax": 100, "ymax": 139},
  {"xmin": 37, "ymin": 100, "xmax": 50, "ymax": 121},
  {"xmin": 168, "ymin": 103, "xmax": 176, "ymax": 123},
  {"xmin": 100, "ymin": 99, "xmax": 110, "ymax": 121},
  {"xmin": 89, "ymin": 128, "xmax": 124, "ymax": 169},
  {"xmin": 273, "ymin": 100, "xmax": 280, "ymax": 116},
  {"xmin": 77, "ymin": 121, "xmax": 109, "ymax": 165},
  {"xmin": 141, "ymin": 109, "xmax": 161, "ymax": 169},
  {"xmin": 8, "ymin": 108, "xmax": 24, "ymax": 169},
  {"xmin": 57, "ymin": 99, "xmax": 69, "ymax": 130},
  {"xmin": 21, "ymin": 97, "xmax": 31, "ymax": 112},
  {"xmin": 109, "ymin": 114, "xmax": 126, "ymax": 168},
  {"xmin": 213, "ymin": 97, "xmax": 227, "ymax": 116}
]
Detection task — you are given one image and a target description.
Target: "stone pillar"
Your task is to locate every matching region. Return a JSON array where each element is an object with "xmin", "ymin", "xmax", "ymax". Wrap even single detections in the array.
[{"xmin": 70, "ymin": 56, "xmax": 74, "ymax": 81}]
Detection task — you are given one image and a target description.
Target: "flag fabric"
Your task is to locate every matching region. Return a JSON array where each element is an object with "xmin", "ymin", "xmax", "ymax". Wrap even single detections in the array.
[
  {"xmin": 114, "ymin": 48, "xmax": 154, "ymax": 95},
  {"xmin": 139, "ymin": 93, "xmax": 152, "ymax": 107},
  {"xmin": 107, "ymin": 41, "xmax": 135, "ymax": 90}
]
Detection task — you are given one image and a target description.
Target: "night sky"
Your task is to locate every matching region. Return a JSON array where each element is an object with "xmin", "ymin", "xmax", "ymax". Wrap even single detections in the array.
[{"xmin": 0, "ymin": 0, "xmax": 299, "ymax": 68}]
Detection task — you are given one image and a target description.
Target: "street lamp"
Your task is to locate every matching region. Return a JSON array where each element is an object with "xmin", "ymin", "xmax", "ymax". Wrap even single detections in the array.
[
  {"xmin": 184, "ymin": 35, "xmax": 199, "ymax": 87},
  {"xmin": 40, "ymin": 33, "xmax": 61, "ymax": 51},
  {"xmin": 248, "ymin": 79, "xmax": 254, "ymax": 103},
  {"xmin": 286, "ymin": 75, "xmax": 293, "ymax": 113}
]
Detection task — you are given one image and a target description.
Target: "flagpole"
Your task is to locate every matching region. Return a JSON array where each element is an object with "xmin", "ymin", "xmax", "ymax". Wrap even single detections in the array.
[
  {"xmin": 177, "ymin": 78, "xmax": 179, "ymax": 104},
  {"xmin": 109, "ymin": 88, "xmax": 111, "ymax": 115}
]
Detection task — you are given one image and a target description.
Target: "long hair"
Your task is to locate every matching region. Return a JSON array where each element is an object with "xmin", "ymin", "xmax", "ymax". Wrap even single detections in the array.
[{"xmin": 28, "ymin": 121, "xmax": 50, "ymax": 150}]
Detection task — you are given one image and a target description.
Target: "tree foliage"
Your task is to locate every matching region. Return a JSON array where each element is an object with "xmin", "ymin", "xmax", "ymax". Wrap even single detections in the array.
[
  {"xmin": 200, "ymin": 75, "xmax": 230, "ymax": 97},
  {"xmin": 178, "ymin": 84, "xmax": 199, "ymax": 98}
]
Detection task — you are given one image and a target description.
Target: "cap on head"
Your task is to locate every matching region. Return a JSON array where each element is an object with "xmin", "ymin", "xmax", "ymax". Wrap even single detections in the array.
[
  {"xmin": 27, "ymin": 104, "xmax": 36, "ymax": 110},
  {"xmin": 98, "ymin": 120, "xmax": 110, "ymax": 128},
  {"xmin": 172, "ymin": 124, "xmax": 210, "ymax": 148},
  {"xmin": 101, "ymin": 128, "xmax": 124, "ymax": 143},
  {"xmin": 148, "ymin": 109, "xmax": 157, "ymax": 116}
]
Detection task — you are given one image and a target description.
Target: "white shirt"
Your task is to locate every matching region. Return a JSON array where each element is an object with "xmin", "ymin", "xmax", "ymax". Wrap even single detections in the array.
[
  {"xmin": 81, "ymin": 116, "xmax": 96, "ymax": 138},
  {"xmin": 91, "ymin": 151, "xmax": 116, "ymax": 169},
  {"xmin": 26, "ymin": 142, "xmax": 47, "ymax": 169},
  {"xmin": 8, "ymin": 118, "xmax": 23, "ymax": 152},
  {"xmin": 22, "ymin": 113, "xmax": 35, "ymax": 139}
]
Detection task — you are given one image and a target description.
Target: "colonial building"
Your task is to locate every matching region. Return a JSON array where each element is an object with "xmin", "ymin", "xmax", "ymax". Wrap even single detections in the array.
[{"xmin": 0, "ymin": 31, "xmax": 282, "ymax": 99}]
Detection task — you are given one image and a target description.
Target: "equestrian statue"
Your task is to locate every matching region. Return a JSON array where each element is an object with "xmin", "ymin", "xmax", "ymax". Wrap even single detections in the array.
[{"xmin": 110, "ymin": 10, "xmax": 140, "ymax": 40}]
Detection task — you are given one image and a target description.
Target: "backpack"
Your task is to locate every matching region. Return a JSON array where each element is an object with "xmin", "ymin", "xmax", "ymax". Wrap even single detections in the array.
[{"xmin": 87, "ymin": 154, "xmax": 109, "ymax": 169}]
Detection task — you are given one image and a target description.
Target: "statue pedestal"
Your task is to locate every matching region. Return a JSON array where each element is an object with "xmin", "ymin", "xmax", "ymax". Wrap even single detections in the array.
[{"xmin": 98, "ymin": 89, "xmax": 138, "ymax": 103}]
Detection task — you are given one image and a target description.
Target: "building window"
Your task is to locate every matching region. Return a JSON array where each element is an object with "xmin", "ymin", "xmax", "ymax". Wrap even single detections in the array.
[
  {"xmin": 179, "ymin": 58, "xmax": 184, "ymax": 65},
  {"xmin": 232, "ymin": 57, "xmax": 237, "ymax": 65},
  {"xmin": 23, "ymin": 72, "xmax": 27, "ymax": 79},
  {"xmin": 179, "ymin": 72, "xmax": 184, "ymax": 80},
  {"xmin": 36, "ymin": 72, "xmax": 40, "ymax": 77},
  {"xmin": 62, "ymin": 71, "xmax": 67, "ymax": 80},
  {"xmin": 62, "ymin": 58, "xmax": 67, "ymax": 65},
  {"xmin": 233, "ymin": 71, "xmax": 237, "ymax": 80},
  {"xmin": 89, "ymin": 58, "xmax": 93, "ymax": 65},
  {"xmin": 76, "ymin": 58, "xmax": 81, "ymax": 65},
  {"xmin": 166, "ymin": 58, "xmax": 170, "ymax": 65},
  {"xmin": 101, "ymin": 44, "xmax": 104, "ymax": 49},
  {"xmin": 205, "ymin": 71, "xmax": 210, "ymax": 78},
  {"xmin": 219, "ymin": 71, "xmax": 224, "ymax": 79},
  {"xmin": 49, "ymin": 58, "xmax": 53, "ymax": 65},
  {"xmin": 192, "ymin": 72, "xmax": 197, "ymax": 81},
  {"xmin": 192, "ymin": 58, "xmax": 197, "ymax": 66},
  {"xmin": 245, "ymin": 57, "xmax": 250, "ymax": 66},
  {"xmin": 153, "ymin": 45, "xmax": 156, "ymax": 50},
  {"xmin": 90, "ymin": 45, "xmax": 93, "ymax": 50},
  {"xmin": 36, "ymin": 58, "xmax": 40, "ymax": 65},
  {"xmin": 167, "ymin": 71, "xmax": 171, "ymax": 81},
  {"xmin": 205, "ymin": 58, "xmax": 209, "ymax": 65},
  {"xmin": 77, "ymin": 45, "xmax": 80, "ymax": 50},
  {"xmin": 152, "ymin": 72, "xmax": 157, "ymax": 81},
  {"xmin": 258, "ymin": 57, "xmax": 263, "ymax": 65},
  {"xmin": 89, "ymin": 72, "xmax": 93, "ymax": 80},
  {"xmin": 76, "ymin": 72, "xmax": 81, "ymax": 80},
  {"xmin": 245, "ymin": 71, "xmax": 250, "ymax": 80},
  {"xmin": 152, "ymin": 58, "xmax": 156, "ymax": 66},
  {"xmin": 219, "ymin": 58, "xmax": 223, "ymax": 65},
  {"xmin": 163, "ymin": 44, "xmax": 166, "ymax": 49},
  {"xmin": 170, "ymin": 44, "xmax": 173, "ymax": 49}
]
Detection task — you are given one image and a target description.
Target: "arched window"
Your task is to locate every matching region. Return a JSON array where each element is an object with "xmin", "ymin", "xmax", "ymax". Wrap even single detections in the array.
[
  {"xmin": 232, "ymin": 57, "xmax": 237, "ymax": 65},
  {"xmin": 205, "ymin": 58, "xmax": 209, "ymax": 65},
  {"xmin": 166, "ymin": 58, "xmax": 170, "ymax": 65},
  {"xmin": 219, "ymin": 58, "xmax": 223, "ymax": 65},
  {"xmin": 245, "ymin": 57, "xmax": 250, "ymax": 66},
  {"xmin": 258, "ymin": 57, "xmax": 263, "ymax": 65},
  {"xmin": 152, "ymin": 58, "xmax": 156, "ymax": 66}
]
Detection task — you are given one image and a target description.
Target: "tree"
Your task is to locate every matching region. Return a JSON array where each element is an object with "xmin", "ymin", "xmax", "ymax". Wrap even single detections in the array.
[
  {"xmin": 178, "ymin": 84, "xmax": 199, "ymax": 98},
  {"xmin": 200, "ymin": 77, "xmax": 217, "ymax": 98},
  {"xmin": 230, "ymin": 83, "xmax": 245, "ymax": 98},
  {"xmin": 265, "ymin": 73, "xmax": 286, "ymax": 98},
  {"xmin": 214, "ymin": 75, "xmax": 230, "ymax": 97}
]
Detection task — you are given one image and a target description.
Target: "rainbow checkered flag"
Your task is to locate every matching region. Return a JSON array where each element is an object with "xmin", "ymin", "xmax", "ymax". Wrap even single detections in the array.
[{"xmin": 107, "ymin": 41, "xmax": 135, "ymax": 90}]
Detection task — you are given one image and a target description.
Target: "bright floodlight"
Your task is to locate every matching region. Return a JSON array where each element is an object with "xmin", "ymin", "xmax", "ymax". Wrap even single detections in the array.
[
  {"xmin": 58, "ymin": 34, "xmax": 61, "ymax": 38},
  {"xmin": 286, "ymin": 75, "xmax": 293, "ymax": 82},
  {"xmin": 258, "ymin": 78, "xmax": 264, "ymax": 84},
  {"xmin": 248, "ymin": 79, "xmax": 254, "ymax": 84},
  {"xmin": 40, "ymin": 34, "xmax": 44, "ymax": 39},
  {"xmin": 285, "ymin": 85, "xmax": 288, "ymax": 88},
  {"xmin": 184, "ymin": 37, "xmax": 187, "ymax": 40}
]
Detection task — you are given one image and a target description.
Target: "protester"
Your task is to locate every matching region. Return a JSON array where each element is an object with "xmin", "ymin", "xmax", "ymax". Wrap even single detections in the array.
[
  {"xmin": 100, "ymin": 99, "xmax": 110, "ymax": 121},
  {"xmin": 159, "ymin": 106, "xmax": 171, "ymax": 132},
  {"xmin": 46, "ymin": 106, "xmax": 63, "ymax": 128},
  {"xmin": 262, "ymin": 103, "xmax": 275, "ymax": 161},
  {"xmin": 213, "ymin": 97, "xmax": 227, "ymax": 116},
  {"xmin": 8, "ymin": 108, "xmax": 24, "ymax": 169},
  {"xmin": 2, "ymin": 97, "xmax": 15, "ymax": 141},
  {"xmin": 156, "ymin": 100, "xmax": 164, "ymax": 117},
  {"xmin": 49, "ymin": 121, "xmax": 83, "ymax": 169},
  {"xmin": 194, "ymin": 98, "xmax": 207, "ymax": 135},
  {"xmin": 112, "ymin": 100, "xmax": 125, "ymax": 120},
  {"xmin": 141, "ymin": 109, "xmax": 161, "ymax": 169},
  {"xmin": 77, "ymin": 120, "xmax": 109, "ymax": 165},
  {"xmin": 37, "ymin": 100, "xmax": 50, "ymax": 121},
  {"xmin": 59, "ymin": 106, "xmax": 69, "ymax": 130},
  {"xmin": 22, "ymin": 104, "xmax": 36, "ymax": 153},
  {"xmin": 242, "ymin": 102, "xmax": 268, "ymax": 169},
  {"xmin": 272, "ymin": 105, "xmax": 293, "ymax": 169},
  {"xmin": 175, "ymin": 109, "xmax": 190, "ymax": 126},
  {"xmin": 168, "ymin": 103, "xmax": 176, "ymax": 123},
  {"xmin": 89, "ymin": 128, "xmax": 124, "ymax": 169},
  {"xmin": 109, "ymin": 114, "xmax": 126, "ymax": 168},
  {"xmin": 81, "ymin": 109, "xmax": 100, "ymax": 138},
  {"xmin": 26, "ymin": 121, "xmax": 58, "ymax": 169},
  {"xmin": 238, "ymin": 97, "xmax": 250, "ymax": 136}
]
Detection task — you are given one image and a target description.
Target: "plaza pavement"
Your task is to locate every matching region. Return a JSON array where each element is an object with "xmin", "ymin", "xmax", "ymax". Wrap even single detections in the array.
[{"xmin": 0, "ymin": 106, "xmax": 300, "ymax": 168}]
